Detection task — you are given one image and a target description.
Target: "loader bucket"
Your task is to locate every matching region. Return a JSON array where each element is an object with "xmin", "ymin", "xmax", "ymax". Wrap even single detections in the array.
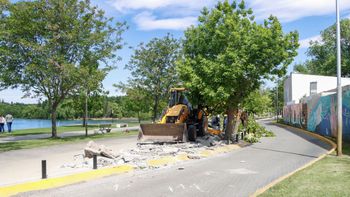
[{"xmin": 138, "ymin": 123, "xmax": 187, "ymax": 143}]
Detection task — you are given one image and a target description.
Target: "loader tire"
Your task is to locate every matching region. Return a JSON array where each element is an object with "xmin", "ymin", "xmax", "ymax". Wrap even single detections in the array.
[{"xmin": 187, "ymin": 125, "xmax": 197, "ymax": 141}]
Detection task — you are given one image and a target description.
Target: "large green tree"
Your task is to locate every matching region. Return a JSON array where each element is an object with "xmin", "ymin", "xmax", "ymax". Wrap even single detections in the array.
[
  {"xmin": 0, "ymin": 0, "xmax": 126, "ymax": 137},
  {"xmin": 116, "ymin": 85, "xmax": 151, "ymax": 123},
  {"xmin": 243, "ymin": 89, "xmax": 272, "ymax": 116},
  {"xmin": 124, "ymin": 34, "xmax": 180, "ymax": 122},
  {"xmin": 295, "ymin": 19, "xmax": 350, "ymax": 76},
  {"xmin": 178, "ymin": 0, "xmax": 299, "ymax": 142}
]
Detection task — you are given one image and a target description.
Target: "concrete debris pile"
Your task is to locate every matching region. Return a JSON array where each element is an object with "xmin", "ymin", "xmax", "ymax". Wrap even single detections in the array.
[
  {"xmin": 84, "ymin": 141, "xmax": 118, "ymax": 159},
  {"xmin": 61, "ymin": 154, "xmax": 90, "ymax": 168},
  {"xmin": 63, "ymin": 134, "xmax": 227, "ymax": 170}
]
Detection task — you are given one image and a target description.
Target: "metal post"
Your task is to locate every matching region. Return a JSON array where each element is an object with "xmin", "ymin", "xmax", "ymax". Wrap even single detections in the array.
[
  {"xmin": 42, "ymin": 160, "xmax": 47, "ymax": 179},
  {"xmin": 85, "ymin": 90, "xmax": 88, "ymax": 137},
  {"xmin": 241, "ymin": 132, "xmax": 244, "ymax": 140},
  {"xmin": 235, "ymin": 134, "xmax": 239, "ymax": 142},
  {"xmin": 336, "ymin": 0, "xmax": 343, "ymax": 156},
  {"xmin": 93, "ymin": 155, "xmax": 97, "ymax": 169}
]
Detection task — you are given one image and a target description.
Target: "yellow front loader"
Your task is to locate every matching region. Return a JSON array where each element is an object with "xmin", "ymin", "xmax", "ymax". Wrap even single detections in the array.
[{"xmin": 138, "ymin": 88, "xmax": 213, "ymax": 143}]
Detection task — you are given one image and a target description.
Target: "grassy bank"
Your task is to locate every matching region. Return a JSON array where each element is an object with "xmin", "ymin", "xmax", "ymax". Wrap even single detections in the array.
[
  {"xmin": 260, "ymin": 143, "xmax": 350, "ymax": 197},
  {"xmin": 0, "ymin": 130, "xmax": 138, "ymax": 152},
  {"xmin": 0, "ymin": 120, "xmax": 149, "ymax": 137}
]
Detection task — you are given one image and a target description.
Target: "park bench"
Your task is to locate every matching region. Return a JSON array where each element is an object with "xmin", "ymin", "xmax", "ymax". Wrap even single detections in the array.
[{"xmin": 98, "ymin": 124, "xmax": 112, "ymax": 133}]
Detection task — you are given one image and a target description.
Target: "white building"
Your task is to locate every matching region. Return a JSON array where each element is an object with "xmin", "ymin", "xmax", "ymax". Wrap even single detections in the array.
[{"xmin": 283, "ymin": 72, "xmax": 350, "ymax": 105}]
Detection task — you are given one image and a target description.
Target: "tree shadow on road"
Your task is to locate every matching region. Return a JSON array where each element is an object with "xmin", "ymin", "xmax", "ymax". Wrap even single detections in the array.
[{"xmin": 250, "ymin": 146, "xmax": 319, "ymax": 158}]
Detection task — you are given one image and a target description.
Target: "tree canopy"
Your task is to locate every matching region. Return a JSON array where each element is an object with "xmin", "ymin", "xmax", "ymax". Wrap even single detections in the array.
[
  {"xmin": 178, "ymin": 0, "xmax": 299, "ymax": 141},
  {"xmin": 243, "ymin": 89, "xmax": 272, "ymax": 115},
  {"xmin": 123, "ymin": 34, "xmax": 180, "ymax": 122},
  {"xmin": 294, "ymin": 19, "xmax": 350, "ymax": 76},
  {"xmin": 0, "ymin": 0, "xmax": 126, "ymax": 137}
]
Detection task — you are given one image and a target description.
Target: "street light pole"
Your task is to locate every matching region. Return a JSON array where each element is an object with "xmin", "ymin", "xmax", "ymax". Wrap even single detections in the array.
[{"xmin": 336, "ymin": 0, "xmax": 342, "ymax": 156}]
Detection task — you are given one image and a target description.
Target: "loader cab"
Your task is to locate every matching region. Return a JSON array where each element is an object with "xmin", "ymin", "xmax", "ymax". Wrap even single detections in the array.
[{"xmin": 169, "ymin": 88, "xmax": 190, "ymax": 108}]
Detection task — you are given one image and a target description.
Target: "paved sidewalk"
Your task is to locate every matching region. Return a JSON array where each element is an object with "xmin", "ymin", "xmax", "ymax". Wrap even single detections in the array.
[
  {"xmin": 0, "ymin": 135, "xmax": 138, "ymax": 186},
  {"xmin": 20, "ymin": 120, "xmax": 332, "ymax": 197},
  {"xmin": 0, "ymin": 126, "xmax": 140, "ymax": 143}
]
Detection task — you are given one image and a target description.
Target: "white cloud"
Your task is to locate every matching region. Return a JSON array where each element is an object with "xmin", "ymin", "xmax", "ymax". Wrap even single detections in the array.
[
  {"xmin": 107, "ymin": 0, "xmax": 214, "ymax": 30},
  {"xmin": 249, "ymin": 0, "xmax": 350, "ymax": 22},
  {"xmin": 109, "ymin": 0, "xmax": 213, "ymax": 12},
  {"xmin": 299, "ymin": 35, "xmax": 322, "ymax": 49},
  {"xmin": 106, "ymin": 0, "xmax": 350, "ymax": 30},
  {"xmin": 134, "ymin": 11, "xmax": 196, "ymax": 31}
]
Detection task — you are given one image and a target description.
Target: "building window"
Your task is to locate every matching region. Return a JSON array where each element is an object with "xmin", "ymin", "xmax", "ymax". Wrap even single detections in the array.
[{"xmin": 310, "ymin": 82, "xmax": 317, "ymax": 96}]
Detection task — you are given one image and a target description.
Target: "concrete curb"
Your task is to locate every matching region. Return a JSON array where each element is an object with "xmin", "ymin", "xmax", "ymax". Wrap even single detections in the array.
[
  {"xmin": 0, "ymin": 143, "xmax": 247, "ymax": 196},
  {"xmin": 251, "ymin": 123, "xmax": 336, "ymax": 197}
]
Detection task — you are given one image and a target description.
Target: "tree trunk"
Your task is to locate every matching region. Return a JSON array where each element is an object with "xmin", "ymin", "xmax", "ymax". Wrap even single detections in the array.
[
  {"xmin": 233, "ymin": 110, "xmax": 242, "ymax": 136},
  {"xmin": 152, "ymin": 95, "xmax": 159, "ymax": 123},
  {"xmin": 137, "ymin": 111, "xmax": 141, "ymax": 123},
  {"xmin": 225, "ymin": 106, "xmax": 235, "ymax": 144},
  {"xmin": 51, "ymin": 108, "xmax": 58, "ymax": 138},
  {"xmin": 82, "ymin": 117, "xmax": 86, "ymax": 127}
]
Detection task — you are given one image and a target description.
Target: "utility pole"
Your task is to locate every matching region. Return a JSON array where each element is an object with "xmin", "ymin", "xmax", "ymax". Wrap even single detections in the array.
[
  {"xmin": 276, "ymin": 80, "xmax": 278, "ymax": 122},
  {"xmin": 336, "ymin": 0, "xmax": 342, "ymax": 156}
]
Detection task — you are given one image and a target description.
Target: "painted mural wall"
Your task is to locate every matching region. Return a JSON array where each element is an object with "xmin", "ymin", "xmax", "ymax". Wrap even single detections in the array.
[
  {"xmin": 283, "ymin": 86, "xmax": 350, "ymax": 141},
  {"xmin": 283, "ymin": 103, "xmax": 306, "ymax": 128}
]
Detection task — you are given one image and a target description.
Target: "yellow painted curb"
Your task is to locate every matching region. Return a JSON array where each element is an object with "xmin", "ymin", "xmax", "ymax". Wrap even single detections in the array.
[
  {"xmin": 251, "ymin": 123, "xmax": 336, "ymax": 197},
  {"xmin": 147, "ymin": 156, "xmax": 178, "ymax": 167},
  {"xmin": 147, "ymin": 144, "xmax": 243, "ymax": 167},
  {"xmin": 199, "ymin": 144, "xmax": 241, "ymax": 157},
  {"xmin": 0, "ymin": 165, "xmax": 134, "ymax": 197}
]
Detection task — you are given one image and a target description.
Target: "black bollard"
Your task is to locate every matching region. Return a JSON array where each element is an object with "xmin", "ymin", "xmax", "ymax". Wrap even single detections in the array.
[
  {"xmin": 235, "ymin": 134, "xmax": 239, "ymax": 142},
  {"xmin": 42, "ymin": 160, "xmax": 47, "ymax": 179},
  {"xmin": 241, "ymin": 132, "xmax": 244, "ymax": 140},
  {"xmin": 93, "ymin": 155, "xmax": 97, "ymax": 170}
]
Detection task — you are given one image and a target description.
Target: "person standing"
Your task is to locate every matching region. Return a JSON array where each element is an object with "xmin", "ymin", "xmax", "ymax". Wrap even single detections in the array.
[
  {"xmin": 0, "ymin": 115, "xmax": 5, "ymax": 133},
  {"xmin": 5, "ymin": 114, "xmax": 13, "ymax": 133},
  {"xmin": 211, "ymin": 115, "xmax": 221, "ymax": 130}
]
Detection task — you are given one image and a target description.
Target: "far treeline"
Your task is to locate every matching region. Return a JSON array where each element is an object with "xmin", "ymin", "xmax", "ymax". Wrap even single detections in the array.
[
  {"xmin": 0, "ymin": 88, "xmax": 277, "ymax": 121},
  {"xmin": 0, "ymin": 0, "xmax": 298, "ymax": 138},
  {"xmin": 0, "ymin": 94, "xmax": 144, "ymax": 120}
]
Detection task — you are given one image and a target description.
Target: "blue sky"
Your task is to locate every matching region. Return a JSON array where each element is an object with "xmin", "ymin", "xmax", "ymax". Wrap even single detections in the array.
[{"xmin": 1, "ymin": 0, "xmax": 350, "ymax": 103}]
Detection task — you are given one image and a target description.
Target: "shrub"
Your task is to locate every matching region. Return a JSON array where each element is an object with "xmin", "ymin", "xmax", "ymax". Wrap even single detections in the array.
[
  {"xmin": 242, "ymin": 115, "xmax": 275, "ymax": 143},
  {"xmin": 244, "ymin": 133, "xmax": 260, "ymax": 143}
]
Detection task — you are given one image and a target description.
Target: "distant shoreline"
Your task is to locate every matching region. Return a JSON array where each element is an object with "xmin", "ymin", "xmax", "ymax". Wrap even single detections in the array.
[{"xmin": 13, "ymin": 117, "xmax": 138, "ymax": 121}]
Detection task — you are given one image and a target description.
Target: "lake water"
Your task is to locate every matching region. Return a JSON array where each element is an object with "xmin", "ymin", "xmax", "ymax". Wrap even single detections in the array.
[{"xmin": 8, "ymin": 119, "xmax": 127, "ymax": 130}]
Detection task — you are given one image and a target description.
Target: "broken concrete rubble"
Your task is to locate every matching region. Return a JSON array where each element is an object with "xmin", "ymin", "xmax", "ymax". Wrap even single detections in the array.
[
  {"xmin": 187, "ymin": 154, "xmax": 201, "ymax": 159},
  {"xmin": 63, "ymin": 135, "xmax": 238, "ymax": 170},
  {"xmin": 84, "ymin": 141, "xmax": 117, "ymax": 159}
]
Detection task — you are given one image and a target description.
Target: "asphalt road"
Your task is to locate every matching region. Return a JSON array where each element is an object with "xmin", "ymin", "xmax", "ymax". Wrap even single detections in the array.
[{"xmin": 17, "ymin": 120, "xmax": 332, "ymax": 197}]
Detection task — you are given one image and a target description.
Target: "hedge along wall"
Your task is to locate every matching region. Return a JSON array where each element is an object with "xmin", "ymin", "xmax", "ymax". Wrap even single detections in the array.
[{"xmin": 283, "ymin": 86, "xmax": 350, "ymax": 141}]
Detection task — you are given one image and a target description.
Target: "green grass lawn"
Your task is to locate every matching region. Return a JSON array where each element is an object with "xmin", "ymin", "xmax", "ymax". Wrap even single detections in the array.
[
  {"xmin": 0, "ymin": 120, "xmax": 149, "ymax": 137},
  {"xmin": 260, "ymin": 143, "xmax": 350, "ymax": 197},
  {"xmin": 0, "ymin": 130, "xmax": 138, "ymax": 152}
]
